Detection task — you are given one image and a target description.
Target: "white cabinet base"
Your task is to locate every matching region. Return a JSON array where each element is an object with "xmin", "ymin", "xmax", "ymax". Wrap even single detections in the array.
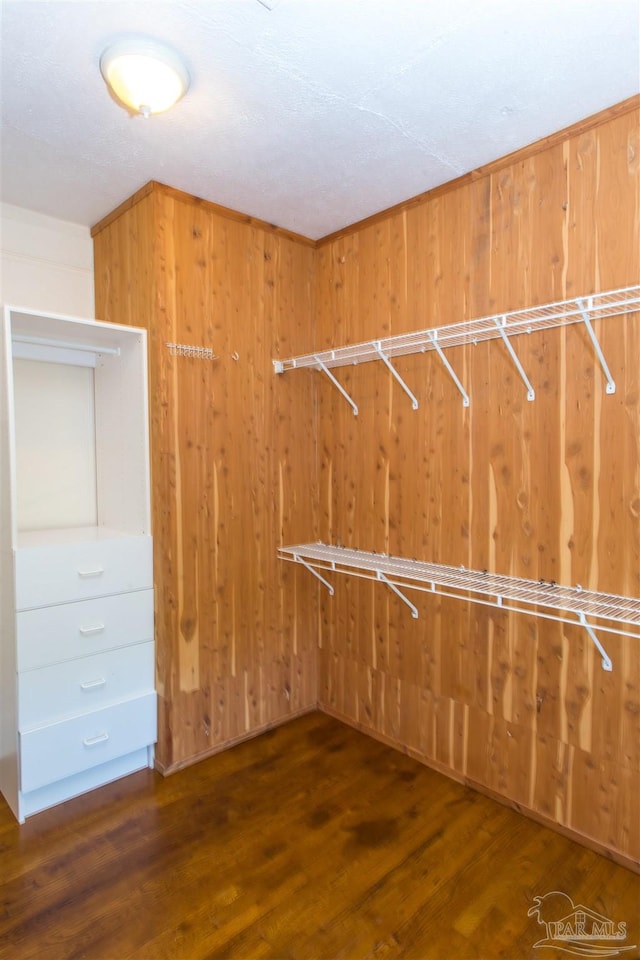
[{"xmin": 15, "ymin": 744, "xmax": 155, "ymax": 824}]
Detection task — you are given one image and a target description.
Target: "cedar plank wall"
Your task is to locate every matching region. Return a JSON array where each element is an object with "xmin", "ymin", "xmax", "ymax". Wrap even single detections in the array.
[
  {"xmin": 92, "ymin": 184, "xmax": 318, "ymax": 771},
  {"xmin": 91, "ymin": 100, "xmax": 639, "ymax": 867},
  {"xmin": 315, "ymin": 102, "xmax": 640, "ymax": 865}
]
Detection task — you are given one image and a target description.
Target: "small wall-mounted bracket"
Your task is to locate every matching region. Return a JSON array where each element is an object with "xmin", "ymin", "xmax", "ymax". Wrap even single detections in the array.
[
  {"xmin": 577, "ymin": 299, "xmax": 616, "ymax": 394},
  {"xmin": 315, "ymin": 355, "xmax": 359, "ymax": 416},
  {"xmin": 578, "ymin": 611, "xmax": 613, "ymax": 671},
  {"xmin": 494, "ymin": 317, "xmax": 535, "ymax": 400},
  {"xmin": 166, "ymin": 342, "xmax": 216, "ymax": 360},
  {"xmin": 372, "ymin": 341, "xmax": 419, "ymax": 409},
  {"xmin": 294, "ymin": 554, "xmax": 335, "ymax": 595},
  {"xmin": 376, "ymin": 570, "xmax": 418, "ymax": 618},
  {"xmin": 427, "ymin": 330, "xmax": 470, "ymax": 407}
]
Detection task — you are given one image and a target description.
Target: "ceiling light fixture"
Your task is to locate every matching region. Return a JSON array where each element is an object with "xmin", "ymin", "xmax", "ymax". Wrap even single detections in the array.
[{"xmin": 100, "ymin": 38, "xmax": 190, "ymax": 118}]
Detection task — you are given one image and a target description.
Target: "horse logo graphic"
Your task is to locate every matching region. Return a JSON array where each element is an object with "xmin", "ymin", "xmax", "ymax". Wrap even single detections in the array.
[{"xmin": 528, "ymin": 891, "xmax": 636, "ymax": 957}]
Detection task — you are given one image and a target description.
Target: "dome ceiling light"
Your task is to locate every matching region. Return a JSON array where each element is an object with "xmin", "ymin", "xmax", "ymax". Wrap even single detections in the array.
[{"xmin": 100, "ymin": 38, "xmax": 190, "ymax": 118}]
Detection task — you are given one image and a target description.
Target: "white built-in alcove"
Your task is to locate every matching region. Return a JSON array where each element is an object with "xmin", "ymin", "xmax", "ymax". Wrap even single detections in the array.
[
  {"xmin": 0, "ymin": 305, "xmax": 155, "ymax": 824},
  {"xmin": 7, "ymin": 307, "xmax": 151, "ymax": 547},
  {"xmin": 14, "ymin": 358, "xmax": 98, "ymax": 531}
]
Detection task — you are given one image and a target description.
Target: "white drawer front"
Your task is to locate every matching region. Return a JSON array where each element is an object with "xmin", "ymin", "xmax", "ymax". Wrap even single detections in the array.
[
  {"xmin": 20, "ymin": 692, "xmax": 157, "ymax": 793},
  {"xmin": 17, "ymin": 589, "xmax": 154, "ymax": 671},
  {"xmin": 19, "ymin": 642, "xmax": 155, "ymax": 729},
  {"xmin": 15, "ymin": 535, "xmax": 153, "ymax": 610}
]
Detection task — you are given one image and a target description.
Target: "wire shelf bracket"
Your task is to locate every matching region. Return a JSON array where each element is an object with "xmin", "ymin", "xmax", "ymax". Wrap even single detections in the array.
[
  {"xmin": 293, "ymin": 552, "xmax": 335, "ymax": 595},
  {"xmin": 494, "ymin": 317, "xmax": 535, "ymax": 401},
  {"xmin": 428, "ymin": 329, "xmax": 470, "ymax": 407},
  {"xmin": 577, "ymin": 298, "xmax": 616, "ymax": 394},
  {"xmin": 315, "ymin": 355, "xmax": 358, "ymax": 416},
  {"xmin": 373, "ymin": 341, "xmax": 419, "ymax": 409},
  {"xmin": 377, "ymin": 570, "xmax": 419, "ymax": 618},
  {"xmin": 578, "ymin": 611, "xmax": 612, "ymax": 672},
  {"xmin": 279, "ymin": 542, "xmax": 640, "ymax": 672},
  {"xmin": 272, "ymin": 285, "xmax": 639, "ymax": 409}
]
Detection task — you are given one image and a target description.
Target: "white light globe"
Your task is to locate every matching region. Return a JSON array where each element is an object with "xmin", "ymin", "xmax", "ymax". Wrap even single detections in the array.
[{"xmin": 100, "ymin": 39, "xmax": 190, "ymax": 117}]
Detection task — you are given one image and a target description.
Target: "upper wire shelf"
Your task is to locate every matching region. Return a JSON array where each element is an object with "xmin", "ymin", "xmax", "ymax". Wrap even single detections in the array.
[
  {"xmin": 279, "ymin": 542, "xmax": 640, "ymax": 672},
  {"xmin": 274, "ymin": 286, "xmax": 639, "ymax": 371},
  {"xmin": 272, "ymin": 285, "xmax": 640, "ymax": 412}
]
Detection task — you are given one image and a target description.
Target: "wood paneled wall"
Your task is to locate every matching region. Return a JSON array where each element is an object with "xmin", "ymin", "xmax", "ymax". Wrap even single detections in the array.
[
  {"xmin": 314, "ymin": 102, "xmax": 640, "ymax": 866},
  {"xmin": 92, "ymin": 99, "xmax": 639, "ymax": 868},
  {"xmin": 92, "ymin": 184, "xmax": 318, "ymax": 771}
]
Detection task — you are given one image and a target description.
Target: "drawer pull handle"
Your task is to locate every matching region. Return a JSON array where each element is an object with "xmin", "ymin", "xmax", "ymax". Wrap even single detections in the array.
[
  {"xmin": 77, "ymin": 567, "xmax": 105, "ymax": 579},
  {"xmin": 83, "ymin": 732, "xmax": 109, "ymax": 747},
  {"xmin": 79, "ymin": 623, "xmax": 105, "ymax": 636},
  {"xmin": 80, "ymin": 678, "xmax": 106, "ymax": 691}
]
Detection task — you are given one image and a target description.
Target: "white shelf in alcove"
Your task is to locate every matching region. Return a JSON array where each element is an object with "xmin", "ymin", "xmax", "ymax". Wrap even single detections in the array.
[
  {"xmin": 273, "ymin": 285, "xmax": 640, "ymax": 413},
  {"xmin": 279, "ymin": 542, "xmax": 640, "ymax": 672}
]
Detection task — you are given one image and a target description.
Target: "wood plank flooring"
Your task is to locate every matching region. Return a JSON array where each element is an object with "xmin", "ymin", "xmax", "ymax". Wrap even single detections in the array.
[{"xmin": 1, "ymin": 712, "xmax": 638, "ymax": 960}]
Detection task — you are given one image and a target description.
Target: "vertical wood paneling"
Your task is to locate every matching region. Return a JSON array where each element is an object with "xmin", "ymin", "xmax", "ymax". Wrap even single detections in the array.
[
  {"xmin": 91, "ymin": 103, "xmax": 639, "ymax": 866},
  {"xmin": 315, "ymin": 106, "xmax": 640, "ymax": 865},
  {"xmin": 93, "ymin": 185, "xmax": 318, "ymax": 771}
]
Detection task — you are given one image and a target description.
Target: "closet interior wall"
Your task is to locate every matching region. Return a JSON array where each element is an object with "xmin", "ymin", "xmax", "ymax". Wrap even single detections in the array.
[
  {"xmin": 92, "ymin": 185, "xmax": 319, "ymax": 771},
  {"xmin": 92, "ymin": 98, "xmax": 639, "ymax": 868},
  {"xmin": 313, "ymin": 101, "xmax": 640, "ymax": 866}
]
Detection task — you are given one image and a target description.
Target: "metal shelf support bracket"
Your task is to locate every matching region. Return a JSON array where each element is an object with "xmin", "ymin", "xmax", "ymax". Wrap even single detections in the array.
[
  {"xmin": 294, "ymin": 554, "xmax": 335, "ymax": 596},
  {"xmin": 315, "ymin": 355, "xmax": 359, "ymax": 416},
  {"xmin": 579, "ymin": 612, "xmax": 613, "ymax": 672},
  {"xmin": 428, "ymin": 331, "xmax": 470, "ymax": 407},
  {"xmin": 577, "ymin": 299, "xmax": 616, "ymax": 394},
  {"xmin": 494, "ymin": 318, "xmax": 535, "ymax": 400},
  {"xmin": 376, "ymin": 570, "xmax": 418, "ymax": 618},
  {"xmin": 372, "ymin": 341, "xmax": 419, "ymax": 409}
]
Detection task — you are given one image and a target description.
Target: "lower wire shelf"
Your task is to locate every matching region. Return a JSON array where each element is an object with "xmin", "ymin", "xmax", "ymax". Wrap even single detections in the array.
[{"xmin": 278, "ymin": 542, "xmax": 640, "ymax": 672}]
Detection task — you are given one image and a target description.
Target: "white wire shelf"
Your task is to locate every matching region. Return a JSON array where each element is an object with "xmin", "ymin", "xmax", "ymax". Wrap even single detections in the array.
[
  {"xmin": 279, "ymin": 542, "xmax": 640, "ymax": 672},
  {"xmin": 273, "ymin": 285, "xmax": 640, "ymax": 412}
]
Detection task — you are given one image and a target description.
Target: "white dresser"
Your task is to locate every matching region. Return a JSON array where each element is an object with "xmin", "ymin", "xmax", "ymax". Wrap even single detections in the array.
[{"xmin": 0, "ymin": 306, "xmax": 156, "ymax": 823}]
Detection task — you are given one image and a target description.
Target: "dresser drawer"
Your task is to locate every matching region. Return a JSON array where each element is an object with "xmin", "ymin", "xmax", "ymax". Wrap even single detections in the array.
[
  {"xmin": 19, "ymin": 642, "xmax": 154, "ymax": 729},
  {"xmin": 17, "ymin": 589, "xmax": 154, "ymax": 671},
  {"xmin": 19, "ymin": 692, "xmax": 157, "ymax": 793},
  {"xmin": 15, "ymin": 535, "xmax": 153, "ymax": 610}
]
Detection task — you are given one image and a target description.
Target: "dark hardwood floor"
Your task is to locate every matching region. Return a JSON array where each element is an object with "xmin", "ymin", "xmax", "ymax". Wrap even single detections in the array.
[{"xmin": 1, "ymin": 711, "xmax": 638, "ymax": 960}]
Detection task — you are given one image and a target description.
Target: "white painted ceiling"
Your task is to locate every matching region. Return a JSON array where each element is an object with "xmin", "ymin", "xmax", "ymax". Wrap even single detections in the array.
[{"xmin": 1, "ymin": 0, "xmax": 639, "ymax": 240}]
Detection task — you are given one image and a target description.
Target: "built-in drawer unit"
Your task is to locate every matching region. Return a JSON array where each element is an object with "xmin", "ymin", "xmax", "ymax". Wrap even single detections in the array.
[
  {"xmin": 19, "ymin": 692, "xmax": 157, "ymax": 794},
  {"xmin": 18, "ymin": 642, "xmax": 155, "ymax": 729},
  {"xmin": 16, "ymin": 589, "xmax": 154, "ymax": 671},
  {"xmin": 15, "ymin": 534, "xmax": 153, "ymax": 610},
  {"xmin": 1, "ymin": 307, "xmax": 156, "ymax": 823}
]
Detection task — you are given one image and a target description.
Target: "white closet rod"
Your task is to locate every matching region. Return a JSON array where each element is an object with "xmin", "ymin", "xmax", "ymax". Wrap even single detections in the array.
[{"xmin": 11, "ymin": 334, "xmax": 120, "ymax": 356}]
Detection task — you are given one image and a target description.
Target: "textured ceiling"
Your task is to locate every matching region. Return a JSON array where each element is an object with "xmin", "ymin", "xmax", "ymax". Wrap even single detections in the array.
[{"xmin": 1, "ymin": 0, "xmax": 639, "ymax": 240}]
